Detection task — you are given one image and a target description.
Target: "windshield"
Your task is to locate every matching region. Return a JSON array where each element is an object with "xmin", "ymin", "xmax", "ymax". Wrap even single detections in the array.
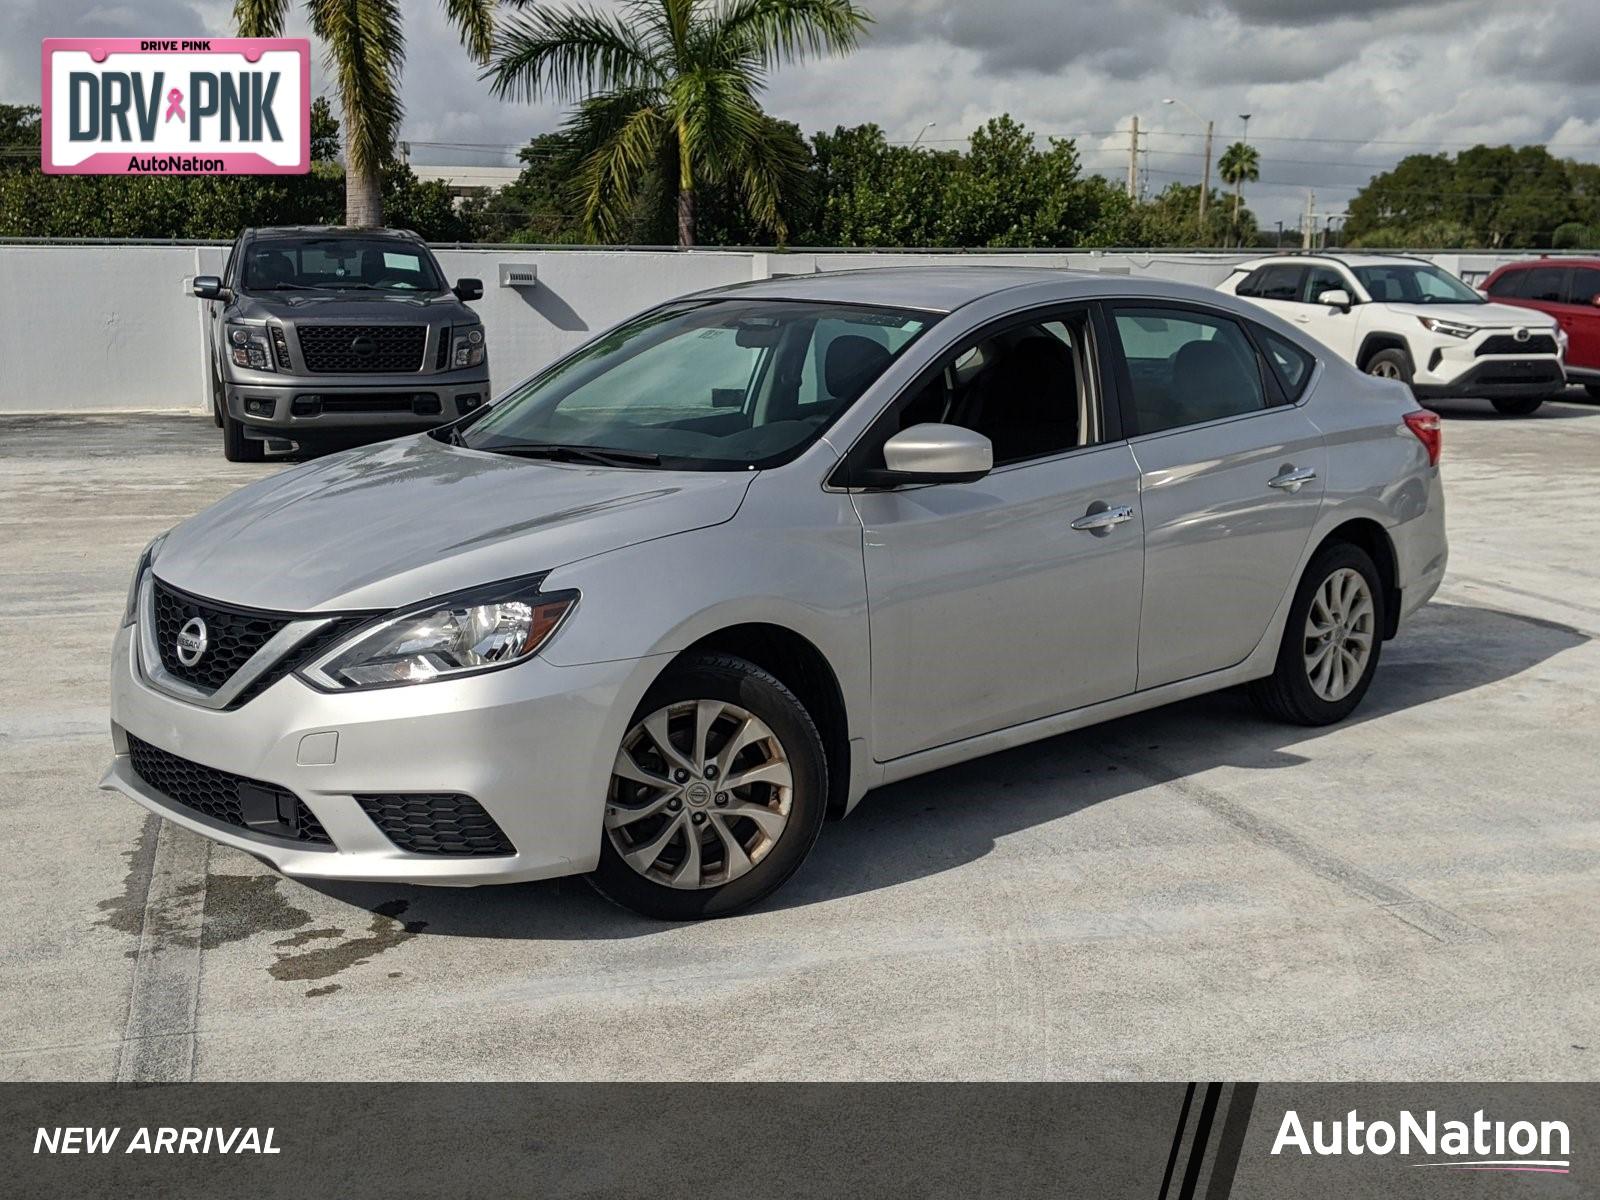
[
  {"xmin": 1352, "ymin": 263, "xmax": 1484, "ymax": 305},
  {"xmin": 460, "ymin": 299, "xmax": 933, "ymax": 470},
  {"xmin": 243, "ymin": 237, "xmax": 444, "ymax": 292}
]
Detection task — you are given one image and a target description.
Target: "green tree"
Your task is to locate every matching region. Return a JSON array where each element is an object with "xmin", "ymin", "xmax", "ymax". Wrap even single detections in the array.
[
  {"xmin": 0, "ymin": 105, "xmax": 41, "ymax": 173},
  {"xmin": 1217, "ymin": 141, "xmax": 1259, "ymax": 243},
  {"xmin": 233, "ymin": 0, "xmax": 500, "ymax": 227},
  {"xmin": 486, "ymin": 0, "xmax": 869, "ymax": 246}
]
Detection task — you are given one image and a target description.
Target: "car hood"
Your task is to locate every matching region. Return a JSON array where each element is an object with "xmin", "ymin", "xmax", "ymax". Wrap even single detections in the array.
[
  {"xmin": 1386, "ymin": 301, "xmax": 1559, "ymax": 330},
  {"xmin": 153, "ymin": 435, "xmax": 755, "ymax": 612},
  {"xmin": 230, "ymin": 290, "xmax": 471, "ymax": 322}
]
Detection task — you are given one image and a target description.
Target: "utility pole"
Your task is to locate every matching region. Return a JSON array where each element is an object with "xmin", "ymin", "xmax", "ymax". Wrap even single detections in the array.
[
  {"xmin": 1302, "ymin": 190, "xmax": 1315, "ymax": 250},
  {"xmin": 1199, "ymin": 118, "xmax": 1214, "ymax": 230},
  {"xmin": 1128, "ymin": 116, "xmax": 1140, "ymax": 200}
]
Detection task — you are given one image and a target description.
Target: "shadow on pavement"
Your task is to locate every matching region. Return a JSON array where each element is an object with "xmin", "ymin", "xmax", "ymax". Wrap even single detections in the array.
[{"xmin": 307, "ymin": 600, "xmax": 1586, "ymax": 937}]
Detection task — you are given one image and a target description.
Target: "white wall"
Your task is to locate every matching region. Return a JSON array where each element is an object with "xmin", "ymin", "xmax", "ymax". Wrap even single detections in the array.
[{"xmin": 0, "ymin": 243, "xmax": 1548, "ymax": 414}]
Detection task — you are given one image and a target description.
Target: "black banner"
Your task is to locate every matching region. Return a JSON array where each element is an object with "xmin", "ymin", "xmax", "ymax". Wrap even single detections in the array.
[{"xmin": 4, "ymin": 1083, "xmax": 1592, "ymax": 1197}]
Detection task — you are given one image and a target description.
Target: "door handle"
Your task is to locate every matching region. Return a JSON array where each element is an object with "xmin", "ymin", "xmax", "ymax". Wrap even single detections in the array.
[
  {"xmin": 1268, "ymin": 466, "xmax": 1317, "ymax": 492},
  {"xmin": 1070, "ymin": 504, "xmax": 1135, "ymax": 533}
]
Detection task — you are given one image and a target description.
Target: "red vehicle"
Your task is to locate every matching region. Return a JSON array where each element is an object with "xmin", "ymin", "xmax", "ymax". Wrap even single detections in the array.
[{"xmin": 1482, "ymin": 258, "xmax": 1600, "ymax": 397}]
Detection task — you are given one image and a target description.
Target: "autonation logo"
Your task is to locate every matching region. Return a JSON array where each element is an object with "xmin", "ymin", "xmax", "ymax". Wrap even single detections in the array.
[{"xmin": 1272, "ymin": 1108, "xmax": 1571, "ymax": 1175}]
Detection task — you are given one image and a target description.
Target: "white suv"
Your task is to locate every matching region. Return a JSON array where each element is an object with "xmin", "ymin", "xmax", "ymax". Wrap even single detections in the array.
[{"xmin": 1219, "ymin": 254, "xmax": 1566, "ymax": 415}]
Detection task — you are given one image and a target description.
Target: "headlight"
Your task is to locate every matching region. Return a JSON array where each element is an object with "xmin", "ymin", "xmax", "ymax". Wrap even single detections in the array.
[
  {"xmin": 227, "ymin": 324, "xmax": 274, "ymax": 371},
  {"xmin": 451, "ymin": 326, "xmax": 486, "ymax": 369},
  {"xmin": 122, "ymin": 532, "xmax": 168, "ymax": 627},
  {"xmin": 300, "ymin": 578, "xmax": 576, "ymax": 690},
  {"xmin": 1417, "ymin": 316, "xmax": 1477, "ymax": 339}
]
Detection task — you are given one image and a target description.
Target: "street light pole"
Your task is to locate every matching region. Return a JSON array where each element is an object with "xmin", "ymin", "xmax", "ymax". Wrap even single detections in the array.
[
  {"xmin": 1164, "ymin": 97, "xmax": 1213, "ymax": 232},
  {"xmin": 909, "ymin": 122, "xmax": 937, "ymax": 148}
]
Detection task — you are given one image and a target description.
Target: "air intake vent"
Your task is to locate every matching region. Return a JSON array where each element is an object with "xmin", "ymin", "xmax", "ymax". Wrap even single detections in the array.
[
  {"xmin": 355, "ymin": 793, "xmax": 516, "ymax": 856},
  {"xmin": 127, "ymin": 735, "xmax": 332, "ymax": 845}
]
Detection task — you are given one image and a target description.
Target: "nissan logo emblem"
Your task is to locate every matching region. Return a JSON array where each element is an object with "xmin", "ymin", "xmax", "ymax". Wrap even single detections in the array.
[
  {"xmin": 350, "ymin": 335, "xmax": 377, "ymax": 357},
  {"xmin": 175, "ymin": 617, "xmax": 209, "ymax": 667},
  {"xmin": 1514, "ymin": 326, "xmax": 1531, "ymax": 343}
]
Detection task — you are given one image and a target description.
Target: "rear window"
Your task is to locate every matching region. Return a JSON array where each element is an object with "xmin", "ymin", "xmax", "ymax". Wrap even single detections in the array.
[
  {"xmin": 1256, "ymin": 327, "xmax": 1317, "ymax": 400},
  {"xmin": 1237, "ymin": 265, "xmax": 1303, "ymax": 301}
]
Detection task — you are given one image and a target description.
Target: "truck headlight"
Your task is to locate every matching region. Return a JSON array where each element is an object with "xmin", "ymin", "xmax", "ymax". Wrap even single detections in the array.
[
  {"xmin": 451, "ymin": 326, "xmax": 486, "ymax": 369},
  {"xmin": 1417, "ymin": 316, "xmax": 1477, "ymax": 339},
  {"xmin": 122, "ymin": 532, "xmax": 168, "ymax": 627},
  {"xmin": 299, "ymin": 577, "xmax": 576, "ymax": 690},
  {"xmin": 228, "ymin": 325, "xmax": 274, "ymax": 371}
]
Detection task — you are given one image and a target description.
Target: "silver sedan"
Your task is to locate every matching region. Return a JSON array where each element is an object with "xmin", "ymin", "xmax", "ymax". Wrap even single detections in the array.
[{"xmin": 104, "ymin": 267, "xmax": 1447, "ymax": 918}]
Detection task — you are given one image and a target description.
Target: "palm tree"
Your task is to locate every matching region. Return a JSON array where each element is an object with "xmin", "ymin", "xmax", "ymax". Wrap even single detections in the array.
[
  {"xmin": 1218, "ymin": 141, "xmax": 1260, "ymax": 244},
  {"xmin": 487, "ymin": 0, "xmax": 870, "ymax": 246},
  {"xmin": 234, "ymin": 0, "xmax": 498, "ymax": 227}
]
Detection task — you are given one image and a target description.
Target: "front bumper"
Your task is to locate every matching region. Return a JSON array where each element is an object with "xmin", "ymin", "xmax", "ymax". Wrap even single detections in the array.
[
  {"xmin": 103, "ymin": 622, "xmax": 660, "ymax": 886},
  {"xmin": 226, "ymin": 376, "xmax": 490, "ymax": 434},
  {"xmin": 1411, "ymin": 357, "xmax": 1565, "ymax": 400}
]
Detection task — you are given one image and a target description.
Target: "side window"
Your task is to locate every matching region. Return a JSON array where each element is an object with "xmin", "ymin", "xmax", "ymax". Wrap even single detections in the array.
[
  {"xmin": 1566, "ymin": 268, "xmax": 1600, "ymax": 307},
  {"xmin": 1256, "ymin": 327, "xmax": 1317, "ymax": 401},
  {"xmin": 1302, "ymin": 267, "xmax": 1347, "ymax": 304},
  {"xmin": 1520, "ymin": 267, "xmax": 1569, "ymax": 303},
  {"xmin": 1110, "ymin": 307, "xmax": 1268, "ymax": 436},
  {"xmin": 1485, "ymin": 269, "xmax": 1526, "ymax": 298},
  {"xmin": 888, "ymin": 313, "xmax": 1098, "ymax": 467},
  {"xmin": 1239, "ymin": 265, "xmax": 1303, "ymax": 301}
]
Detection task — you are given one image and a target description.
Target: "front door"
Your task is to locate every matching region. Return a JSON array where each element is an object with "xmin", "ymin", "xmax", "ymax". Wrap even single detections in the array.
[
  {"xmin": 1105, "ymin": 302, "xmax": 1327, "ymax": 690},
  {"xmin": 1292, "ymin": 265, "xmax": 1363, "ymax": 360},
  {"xmin": 850, "ymin": 307, "xmax": 1144, "ymax": 761}
]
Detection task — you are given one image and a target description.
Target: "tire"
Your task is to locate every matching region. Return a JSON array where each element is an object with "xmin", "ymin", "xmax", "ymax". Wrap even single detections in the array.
[
  {"xmin": 1364, "ymin": 348, "xmax": 1413, "ymax": 386},
  {"xmin": 1490, "ymin": 396, "xmax": 1544, "ymax": 416},
  {"xmin": 589, "ymin": 653, "xmax": 827, "ymax": 920},
  {"xmin": 1250, "ymin": 542, "xmax": 1386, "ymax": 727},
  {"xmin": 1586, "ymin": 384, "xmax": 1600, "ymax": 400},
  {"xmin": 221, "ymin": 408, "xmax": 264, "ymax": 463}
]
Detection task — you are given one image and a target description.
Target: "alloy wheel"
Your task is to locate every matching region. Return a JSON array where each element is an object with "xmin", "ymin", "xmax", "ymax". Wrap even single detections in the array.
[
  {"xmin": 606, "ymin": 700, "xmax": 793, "ymax": 890},
  {"xmin": 1303, "ymin": 567, "xmax": 1375, "ymax": 702},
  {"xmin": 1368, "ymin": 360, "xmax": 1402, "ymax": 379}
]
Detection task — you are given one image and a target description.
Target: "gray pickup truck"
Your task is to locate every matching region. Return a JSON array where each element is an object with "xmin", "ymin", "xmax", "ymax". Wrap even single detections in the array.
[{"xmin": 192, "ymin": 226, "xmax": 490, "ymax": 461}]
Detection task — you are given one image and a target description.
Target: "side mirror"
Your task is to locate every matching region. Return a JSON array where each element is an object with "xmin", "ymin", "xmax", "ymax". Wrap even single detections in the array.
[
  {"xmin": 192, "ymin": 275, "xmax": 227, "ymax": 301},
  {"xmin": 453, "ymin": 277, "xmax": 484, "ymax": 302},
  {"xmin": 875, "ymin": 424, "xmax": 993, "ymax": 485},
  {"xmin": 1319, "ymin": 288, "xmax": 1352, "ymax": 312},
  {"xmin": 1589, "ymin": 294, "xmax": 1600, "ymax": 309}
]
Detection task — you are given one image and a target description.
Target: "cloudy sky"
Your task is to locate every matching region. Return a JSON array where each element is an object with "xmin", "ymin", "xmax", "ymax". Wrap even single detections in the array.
[{"xmin": 9, "ymin": 0, "xmax": 1600, "ymax": 230}]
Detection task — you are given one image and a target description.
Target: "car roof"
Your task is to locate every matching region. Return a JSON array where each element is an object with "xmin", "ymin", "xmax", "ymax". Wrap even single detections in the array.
[
  {"xmin": 1233, "ymin": 253, "xmax": 1433, "ymax": 272},
  {"xmin": 247, "ymin": 226, "xmax": 424, "ymax": 242},
  {"xmin": 690, "ymin": 265, "xmax": 1230, "ymax": 314},
  {"xmin": 1492, "ymin": 257, "xmax": 1600, "ymax": 270}
]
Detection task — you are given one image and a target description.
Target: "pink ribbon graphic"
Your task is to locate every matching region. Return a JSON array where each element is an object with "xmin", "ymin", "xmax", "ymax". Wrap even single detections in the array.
[{"xmin": 164, "ymin": 88, "xmax": 185, "ymax": 123}]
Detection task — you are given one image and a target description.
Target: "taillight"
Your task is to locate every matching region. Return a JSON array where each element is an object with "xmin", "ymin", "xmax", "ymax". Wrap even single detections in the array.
[{"xmin": 1403, "ymin": 409, "xmax": 1442, "ymax": 466}]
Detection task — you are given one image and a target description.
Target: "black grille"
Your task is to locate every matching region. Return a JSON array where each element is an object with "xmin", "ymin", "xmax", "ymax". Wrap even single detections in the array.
[
  {"xmin": 435, "ymin": 328, "xmax": 451, "ymax": 370},
  {"xmin": 1478, "ymin": 334, "xmax": 1558, "ymax": 356},
  {"xmin": 297, "ymin": 324, "xmax": 426, "ymax": 373},
  {"xmin": 229, "ymin": 616, "xmax": 371, "ymax": 708},
  {"xmin": 291, "ymin": 393, "xmax": 439, "ymax": 416},
  {"xmin": 127, "ymin": 735, "xmax": 332, "ymax": 845},
  {"xmin": 355, "ymin": 793, "xmax": 515, "ymax": 857},
  {"xmin": 153, "ymin": 579, "xmax": 290, "ymax": 692}
]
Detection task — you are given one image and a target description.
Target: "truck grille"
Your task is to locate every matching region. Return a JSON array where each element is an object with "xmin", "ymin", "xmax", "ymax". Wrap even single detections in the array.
[
  {"xmin": 153, "ymin": 579, "xmax": 290, "ymax": 692},
  {"xmin": 1478, "ymin": 334, "xmax": 1558, "ymax": 356},
  {"xmin": 297, "ymin": 324, "xmax": 426, "ymax": 373},
  {"xmin": 355, "ymin": 793, "xmax": 516, "ymax": 857},
  {"xmin": 126, "ymin": 735, "xmax": 332, "ymax": 845}
]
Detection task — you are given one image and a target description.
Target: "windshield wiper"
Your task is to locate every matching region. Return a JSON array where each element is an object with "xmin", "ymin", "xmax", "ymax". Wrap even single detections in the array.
[
  {"xmin": 477, "ymin": 441, "xmax": 663, "ymax": 467},
  {"xmin": 254, "ymin": 282, "xmax": 334, "ymax": 292}
]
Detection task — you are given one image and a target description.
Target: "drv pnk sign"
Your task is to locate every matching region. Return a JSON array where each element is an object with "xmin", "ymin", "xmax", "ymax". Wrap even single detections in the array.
[{"xmin": 42, "ymin": 38, "xmax": 310, "ymax": 175}]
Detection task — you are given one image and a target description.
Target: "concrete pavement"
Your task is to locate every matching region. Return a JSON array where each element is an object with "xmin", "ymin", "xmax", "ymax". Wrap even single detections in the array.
[{"xmin": 2, "ymin": 397, "xmax": 1596, "ymax": 1081}]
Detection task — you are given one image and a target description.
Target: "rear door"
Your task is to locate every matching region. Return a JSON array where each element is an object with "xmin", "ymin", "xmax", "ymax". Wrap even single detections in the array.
[
  {"xmin": 1104, "ymin": 302, "xmax": 1326, "ymax": 690},
  {"xmin": 849, "ymin": 305, "xmax": 1144, "ymax": 760},
  {"xmin": 1233, "ymin": 264, "xmax": 1306, "ymax": 326},
  {"xmin": 1562, "ymin": 267, "xmax": 1600, "ymax": 372}
]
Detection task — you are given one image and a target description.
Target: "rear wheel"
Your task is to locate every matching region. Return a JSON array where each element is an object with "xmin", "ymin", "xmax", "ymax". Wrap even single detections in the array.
[
  {"xmin": 1491, "ymin": 396, "xmax": 1544, "ymax": 416},
  {"xmin": 221, "ymin": 408, "xmax": 264, "ymax": 463},
  {"xmin": 1364, "ymin": 348, "xmax": 1413, "ymax": 386},
  {"xmin": 1251, "ymin": 543, "xmax": 1385, "ymax": 727},
  {"xmin": 589, "ymin": 653, "xmax": 827, "ymax": 920}
]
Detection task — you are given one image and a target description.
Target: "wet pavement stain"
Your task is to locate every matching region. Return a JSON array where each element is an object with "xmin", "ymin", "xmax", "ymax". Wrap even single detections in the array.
[
  {"xmin": 200, "ymin": 873, "xmax": 314, "ymax": 950},
  {"xmin": 267, "ymin": 899, "xmax": 425, "ymax": 983},
  {"xmin": 95, "ymin": 817, "xmax": 211, "ymax": 957}
]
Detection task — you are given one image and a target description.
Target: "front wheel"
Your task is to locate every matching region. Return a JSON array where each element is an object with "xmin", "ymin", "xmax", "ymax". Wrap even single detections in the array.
[
  {"xmin": 221, "ymin": 408, "xmax": 264, "ymax": 462},
  {"xmin": 1364, "ymin": 348, "xmax": 1414, "ymax": 386},
  {"xmin": 589, "ymin": 653, "xmax": 827, "ymax": 919},
  {"xmin": 1490, "ymin": 396, "xmax": 1544, "ymax": 416},
  {"xmin": 1250, "ymin": 543, "xmax": 1385, "ymax": 726}
]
